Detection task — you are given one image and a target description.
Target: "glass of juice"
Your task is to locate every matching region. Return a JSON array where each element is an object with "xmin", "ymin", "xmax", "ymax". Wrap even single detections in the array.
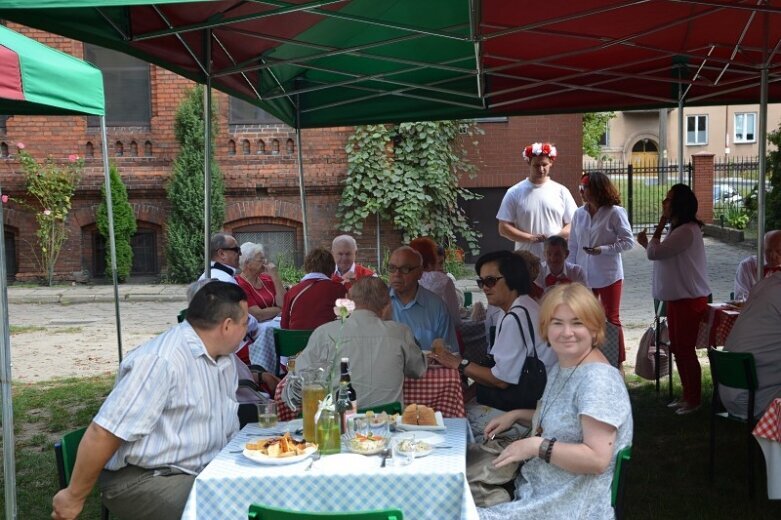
[
  {"xmin": 302, "ymin": 384, "xmax": 327, "ymax": 441},
  {"xmin": 257, "ymin": 402, "xmax": 278, "ymax": 429}
]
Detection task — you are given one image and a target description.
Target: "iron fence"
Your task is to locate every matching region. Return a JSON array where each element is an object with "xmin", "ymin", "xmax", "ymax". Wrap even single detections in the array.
[{"xmin": 583, "ymin": 160, "xmax": 692, "ymax": 231}]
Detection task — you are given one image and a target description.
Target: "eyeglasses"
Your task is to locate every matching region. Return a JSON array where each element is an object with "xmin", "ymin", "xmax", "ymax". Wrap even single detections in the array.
[
  {"xmin": 221, "ymin": 247, "xmax": 241, "ymax": 254},
  {"xmin": 387, "ymin": 264, "xmax": 420, "ymax": 275},
  {"xmin": 476, "ymin": 276, "xmax": 504, "ymax": 289}
]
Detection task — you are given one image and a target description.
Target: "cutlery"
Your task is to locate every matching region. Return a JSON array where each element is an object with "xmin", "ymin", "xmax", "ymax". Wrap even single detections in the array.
[
  {"xmin": 305, "ymin": 452, "xmax": 321, "ymax": 471},
  {"xmin": 380, "ymin": 447, "xmax": 391, "ymax": 467},
  {"xmin": 433, "ymin": 446, "xmax": 453, "ymax": 449}
]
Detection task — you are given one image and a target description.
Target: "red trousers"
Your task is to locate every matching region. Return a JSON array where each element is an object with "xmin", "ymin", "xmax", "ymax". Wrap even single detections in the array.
[
  {"xmin": 592, "ymin": 279, "xmax": 625, "ymax": 363},
  {"xmin": 666, "ymin": 296, "xmax": 709, "ymax": 407}
]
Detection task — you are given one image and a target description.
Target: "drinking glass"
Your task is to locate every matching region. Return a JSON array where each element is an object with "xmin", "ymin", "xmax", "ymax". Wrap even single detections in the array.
[
  {"xmin": 392, "ymin": 440, "xmax": 415, "ymax": 466},
  {"xmin": 257, "ymin": 402, "xmax": 278, "ymax": 428}
]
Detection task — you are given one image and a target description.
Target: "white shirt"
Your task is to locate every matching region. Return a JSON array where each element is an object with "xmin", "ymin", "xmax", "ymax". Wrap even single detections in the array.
[
  {"xmin": 733, "ymin": 255, "xmax": 773, "ymax": 300},
  {"xmin": 647, "ymin": 222, "xmax": 710, "ymax": 301},
  {"xmin": 490, "ymin": 295, "xmax": 557, "ymax": 384},
  {"xmin": 198, "ymin": 262, "xmax": 238, "ymax": 284},
  {"xmin": 568, "ymin": 205, "xmax": 634, "ymax": 288},
  {"xmin": 96, "ymin": 322, "xmax": 239, "ymax": 474},
  {"xmin": 534, "ymin": 261, "xmax": 588, "ymax": 293},
  {"xmin": 420, "ymin": 270, "xmax": 461, "ymax": 331},
  {"xmin": 496, "ymin": 178, "xmax": 578, "ymax": 257}
]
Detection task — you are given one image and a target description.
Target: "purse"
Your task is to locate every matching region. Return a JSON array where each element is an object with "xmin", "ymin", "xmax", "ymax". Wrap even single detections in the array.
[
  {"xmin": 634, "ymin": 322, "xmax": 670, "ymax": 380},
  {"xmin": 476, "ymin": 305, "xmax": 547, "ymax": 411}
]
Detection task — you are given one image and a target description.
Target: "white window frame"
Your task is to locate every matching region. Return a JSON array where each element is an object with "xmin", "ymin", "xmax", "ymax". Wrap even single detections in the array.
[
  {"xmin": 734, "ymin": 112, "xmax": 756, "ymax": 143},
  {"xmin": 686, "ymin": 114, "xmax": 708, "ymax": 146}
]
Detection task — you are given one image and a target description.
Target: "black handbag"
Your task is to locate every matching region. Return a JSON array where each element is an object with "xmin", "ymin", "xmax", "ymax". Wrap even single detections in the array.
[{"xmin": 476, "ymin": 305, "xmax": 547, "ymax": 411}]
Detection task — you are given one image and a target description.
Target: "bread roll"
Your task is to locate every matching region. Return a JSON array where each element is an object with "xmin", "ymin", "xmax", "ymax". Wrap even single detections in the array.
[{"xmin": 402, "ymin": 404, "xmax": 437, "ymax": 426}]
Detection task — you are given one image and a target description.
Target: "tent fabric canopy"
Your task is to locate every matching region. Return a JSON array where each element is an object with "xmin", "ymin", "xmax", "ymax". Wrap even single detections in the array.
[
  {"xmin": 2, "ymin": 0, "xmax": 781, "ymax": 128},
  {"xmin": 0, "ymin": 24, "xmax": 104, "ymax": 116}
]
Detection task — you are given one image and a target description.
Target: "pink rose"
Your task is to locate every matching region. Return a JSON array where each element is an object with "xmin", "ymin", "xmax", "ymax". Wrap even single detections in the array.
[
  {"xmin": 16, "ymin": 142, "xmax": 25, "ymax": 150},
  {"xmin": 68, "ymin": 154, "xmax": 79, "ymax": 162}
]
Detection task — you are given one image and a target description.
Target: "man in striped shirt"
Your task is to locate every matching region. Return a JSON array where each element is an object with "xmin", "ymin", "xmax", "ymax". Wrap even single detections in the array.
[{"xmin": 52, "ymin": 282, "xmax": 249, "ymax": 520}]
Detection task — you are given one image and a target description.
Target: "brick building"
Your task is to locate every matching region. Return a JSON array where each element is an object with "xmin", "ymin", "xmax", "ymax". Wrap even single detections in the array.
[{"xmin": 1, "ymin": 24, "xmax": 582, "ymax": 282}]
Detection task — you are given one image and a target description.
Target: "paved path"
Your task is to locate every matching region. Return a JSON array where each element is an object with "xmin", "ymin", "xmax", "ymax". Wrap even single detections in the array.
[{"xmin": 5, "ymin": 236, "xmax": 758, "ymax": 381}]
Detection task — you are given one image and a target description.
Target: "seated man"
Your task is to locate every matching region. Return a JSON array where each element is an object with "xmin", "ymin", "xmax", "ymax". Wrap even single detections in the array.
[
  {"xmin": 51, "ymin": 282, "xmax": 249, "ymax": 520},
  {"xmin": 286, "ymin": 277, "xmax": 427, "ymax": 409},
  {"xmin": 388, "ymin": 246, "xmax": 459, "ymax": 352},
  {"xmin": 720, "ymin": 271, "xmax": 781, "ymax": 419},
  {"xmin": 331, "ymin": 234, "xmax": 375, "ymax": 288},
  {"xmin": 734, "ymin": 229, "xmax": 781, "ymax": 300},
  {"xmin": 199, "ymin": 232, "xmax": 242, "ymax": 282}
]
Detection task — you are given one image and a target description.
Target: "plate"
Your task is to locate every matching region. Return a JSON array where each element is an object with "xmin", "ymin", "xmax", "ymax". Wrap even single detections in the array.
[
  {"xmin": 344, "ymin": 433, "xmax": 390, "ymax": 455},
  {"xmin": 393, "ymin": 431, "xmax": 446, "ymax": 445},
  {"xmin": 313, "ymin": 453, "xmax": 379, "ymax": 472},
  {"xmin": 242, "ymin": 446, "xmax": 317, "ymax": 465},
  {"xmin": 394, "ymin": 439, "xmax": 434, "ymax": 458},
  {"xmin": 395, "ymin": 411, "xmax": 446, "ymax": 431}
]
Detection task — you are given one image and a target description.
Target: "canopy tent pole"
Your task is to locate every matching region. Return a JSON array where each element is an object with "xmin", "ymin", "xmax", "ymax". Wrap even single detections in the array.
[
  {"xmin": 100, "ymin": 116, "xmax": 123, "ymax": 362},
  {"xmin": 376, "ymin": 213, "xmax": 381, "ymax": 276},
  {"xmin": 677, "ymin": 77, "xmax": 685, "ymax": 183},
  {"xmin": 203, "ymin": 29, "xmax": 213, "ymax": 276},
  {"xmin": 0, "ymin": 186, "xmax": 18, "ymax": 519},
  {"xmin": 295, "ymin": 98, "xmax": 310, "ymax": 256},
  {"xmin": 756, "ymin": 13, "xmax": 769, "ymax": 280}
]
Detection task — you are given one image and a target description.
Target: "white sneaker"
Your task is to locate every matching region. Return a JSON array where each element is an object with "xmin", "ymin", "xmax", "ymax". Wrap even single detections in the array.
[{"xmin": 675, "ymin": 404, "xmax": 701, "ymax": 415}]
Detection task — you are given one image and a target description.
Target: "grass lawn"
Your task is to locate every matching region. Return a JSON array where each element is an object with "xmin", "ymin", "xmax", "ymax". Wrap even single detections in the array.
[{"xmin": 2, "ymin": 373, "xmax": 781, "ymax": 518}]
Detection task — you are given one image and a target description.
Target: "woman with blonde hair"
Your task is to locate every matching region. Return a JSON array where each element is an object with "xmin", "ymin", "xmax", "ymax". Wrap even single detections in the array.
[{"xmin": 478, "ymin": 283, "xmax": 633, "ymax": 519}]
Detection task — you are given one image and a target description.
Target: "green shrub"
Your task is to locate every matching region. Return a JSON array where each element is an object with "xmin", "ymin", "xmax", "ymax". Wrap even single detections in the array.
[
  {"xmin": 165, "ymin": 85, "xmax": 225, "ymax": 282},
  {"xmin": 97, "ymin": 163, "xmax": 136, "ymax": 281},
  {"xmin": 766, "ymin": 124, "xmax": 781, "ymax": 229}
]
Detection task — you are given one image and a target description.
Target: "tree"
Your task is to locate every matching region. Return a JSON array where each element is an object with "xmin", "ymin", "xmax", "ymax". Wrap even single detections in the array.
[
  {"xmin": 339, "ymin": 121, "xmax": 482, "ymax": 254},
  {"xmin": 97, "ymin": 163, "xmax": 136, "ymax": 282},
  {"xmin": 583, "ymin": 112, "xmax": 615, "ymax": 160},
  {"xmin": 17, "ymin": 144, "xmax": 82, "ymax": 286},
  {"xmin": 165, "ymin": 85, "xmax": 225, "ymax": 282},
  {"xmin": 766, "ymin": 124, "xmax": 781, "ymax": 230}
]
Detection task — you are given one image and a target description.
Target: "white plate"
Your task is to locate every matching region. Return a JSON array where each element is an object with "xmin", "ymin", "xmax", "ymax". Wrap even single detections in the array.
[
  {"xmin": 344, "ymin": 433, "xmax": 390, "ymax": 455},
  {"xmin": 394, "ymin": 439, "xmax": 434, "ymax": 458},
  {"xmin": 242, "ymin": 445, "xmax": 317, "ymax": 465},
  {"xmin": 395, "ymin": 411, "xmax": 446, "ymax": 431},
  {"xmin": 313, "ymin": 453, "xmax": 379, "ymax": 472},
  {"xmin": 393, "ymin": 431, "xmax": 446, "ymax": 445}
]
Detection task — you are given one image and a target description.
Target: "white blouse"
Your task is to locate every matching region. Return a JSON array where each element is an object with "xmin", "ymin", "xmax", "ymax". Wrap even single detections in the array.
[
  {"xmin": 568, "ymin": 205, "xmax": 634, "ymax": 288},
  {"xmin": 647, "ymin": 222, "xmax": 710, "ymax": 301}
]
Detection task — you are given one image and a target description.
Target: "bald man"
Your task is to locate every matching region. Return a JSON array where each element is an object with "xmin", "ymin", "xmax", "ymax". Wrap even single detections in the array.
[{"xmin": 733, "ymin": 230, "xmax": 781, "ymax": 300}]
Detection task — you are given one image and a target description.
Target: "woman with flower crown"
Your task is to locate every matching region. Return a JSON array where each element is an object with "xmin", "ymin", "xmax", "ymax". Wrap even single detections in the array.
[{"xmin": 496, "ymin": 142, "xmax": 578, "ymax": 259}]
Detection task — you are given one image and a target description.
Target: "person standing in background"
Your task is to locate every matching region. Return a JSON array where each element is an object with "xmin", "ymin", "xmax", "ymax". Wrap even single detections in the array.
[
  {"xmin": 568, "ymin": 172, "xmax": 634, "ymax": 365},
  {"xmin": 496, "ymin": 142, "xmax": 577, "ymax": 258},
  {"xmin": 638, "ymin": 184, "xmax": 710, "ymax": 415}
]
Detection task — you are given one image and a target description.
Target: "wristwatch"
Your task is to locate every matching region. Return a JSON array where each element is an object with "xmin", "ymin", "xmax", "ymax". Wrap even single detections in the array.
[{"xmin": 457, "ymin": 358, "xmax": 470, "ymax": 375}]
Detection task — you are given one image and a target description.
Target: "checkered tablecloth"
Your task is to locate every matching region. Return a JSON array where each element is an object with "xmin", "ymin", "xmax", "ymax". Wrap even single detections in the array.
[
  {"xmin": 181, "ymin": 418, "xmax": 478, "ymax": 520},
  {"xmin": 754, "ymin": 398, "xmax": 781, "ymax": 442},
  {"xmin": 753, "ymin": 399, "xmax": 781, "ymax": 499},
  {"xmin": 695, "ymin": 303, "xmax": 740, "ymax": 349},
  {"xmin": 274, "ymin": 366, "xmax": 466, "ymax": 422},
  {"xmin": 248, "ymin": 317, "xmax": 281, "ymax": 372}
]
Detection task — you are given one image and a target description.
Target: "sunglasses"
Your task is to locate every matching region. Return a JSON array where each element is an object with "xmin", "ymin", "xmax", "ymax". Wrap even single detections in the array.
[
  {"xmin": 221, "ymin": 247, "xmax": 241, "ymax": 254},
  {"xmin": 476, "ymin": 276, "xmax": 504, "ymax": 289},
  {"xmin": 387, "ymin": 265, "xmax": 420, "ymax": 275}
]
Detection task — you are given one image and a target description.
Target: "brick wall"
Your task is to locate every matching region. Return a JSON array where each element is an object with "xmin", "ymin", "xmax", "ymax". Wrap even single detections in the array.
[{"xmin": 1, "ymin": 26, "xmax": 582, "ymax": 281}]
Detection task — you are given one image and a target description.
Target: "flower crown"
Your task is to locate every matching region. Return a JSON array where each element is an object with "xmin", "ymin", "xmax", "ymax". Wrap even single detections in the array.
[{"xmin": 522, "ymin": 142, "xmax": 557, "ymax": 162}]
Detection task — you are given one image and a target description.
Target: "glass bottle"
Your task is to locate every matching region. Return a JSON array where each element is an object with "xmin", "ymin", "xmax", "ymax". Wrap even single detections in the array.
[
  {"xmin": 336, "ymin": 380, "xmax": 352, "ymax": 434},
  {"xmin": 316, "ymin": 408, "xmax": 341, "ymax": 455},
  {"xmin": 339, "ymin": 357, "xmax": 358, "ymax": 412}
]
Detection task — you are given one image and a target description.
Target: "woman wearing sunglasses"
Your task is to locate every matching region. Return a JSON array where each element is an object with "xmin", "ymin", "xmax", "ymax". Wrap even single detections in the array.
[{"xmin": 431, "ymin": 251, "xmax": 557, "ymax": 441}]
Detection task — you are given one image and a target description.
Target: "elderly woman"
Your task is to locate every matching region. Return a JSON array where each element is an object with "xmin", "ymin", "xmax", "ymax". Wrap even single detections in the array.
[
  {"xmin": 235, "ymin": 242, "xmax": 286, "ymax": 322},
  {"xmin": 281, "ymin": 247, "xmax": 348, "ymax": 330},
  {"xmin": 478, "ymin": 283, "xmax": 633, "ymax": 519},
  {"xmin": 410, "ymin": 237, "xmax": 461, "ymax": 328},
  {"xmin": 432, "ymin": 251, "xmax": 557, "ymax": 441},
  {"xmin": 568, "ymin": 171, "xmax": 634, "ymax": 364},
  {"xmin": 638, "ymin": 184, "xmax": 710, "ymax": 415}
]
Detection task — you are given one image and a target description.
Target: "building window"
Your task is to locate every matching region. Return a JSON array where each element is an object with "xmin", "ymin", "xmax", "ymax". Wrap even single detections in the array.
[
  {"xmin": 84, "ymin": 44, "xmax": 151, "ymax": 127},
  {"xmin": 734, "ymin": 112, "xmax": 756, "ymax": 143},
  {"xmin": 93, "ymin": 228, "xmax": 159, "ymax": 276},
  {"xmin": 0, "ymin": 115, "xmax": 8, "ymax": 131},
  {"xmin": 686, "ymin": 115, "xmax": 708, "ymax": 145},
  {"xmin": 4, "ymin": 229, "xmax": 17, "ymax": 281},
  {"xmin": 235, "ymin": 227, "xmax": 297, "ymax": 265},
  {"xmin": 598, "ymin": 124, "xmax": 609, "ymax": 146},
  {"xmin": 229, "ymin": 97, "xmax": 283, "ymax": 125}
]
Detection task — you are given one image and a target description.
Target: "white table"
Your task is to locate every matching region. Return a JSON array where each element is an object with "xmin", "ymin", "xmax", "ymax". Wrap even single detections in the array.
[
  {"xmin": 181, "ymin": 419, "xmax": 478, "ymax": 519},
  {"xmin": 248, "ymin": 317, "xmax": 281, "ymax": 372}
]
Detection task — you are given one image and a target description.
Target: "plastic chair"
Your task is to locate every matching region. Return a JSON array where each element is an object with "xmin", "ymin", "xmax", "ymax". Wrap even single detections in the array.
[
  {"xmin": 611, "ymin": 446, "xmax": 631, "ymax": 520},
  {"xmin": 273, "ymin": 329, "xmax": 313, "ymax": 376},
  {"xmin": 463, "ymin": 291, "xmax": 473, "ymax": 307},
  {"xmin": 249, "ymin": 504, "xmax": 403, "ymax": 519},
  {"xmin": 177, "ymin": 308, "xmax": 187, "ymax": 323},
  {"xmin": 55, "ymin": 427, "xmax": 110, "ymax": 520},
  {"xmin": 357, "ymin": 401, "xmax": 403, "ymax": 415},
  {"xmin": 708, "ymin": 347, "xmax": 759, "ymax": 497}
]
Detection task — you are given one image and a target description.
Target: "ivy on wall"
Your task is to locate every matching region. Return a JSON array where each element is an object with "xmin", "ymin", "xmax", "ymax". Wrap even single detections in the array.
[{"xmin": 338, "ymin": 121, "xmax": 482, "ymax": 254}]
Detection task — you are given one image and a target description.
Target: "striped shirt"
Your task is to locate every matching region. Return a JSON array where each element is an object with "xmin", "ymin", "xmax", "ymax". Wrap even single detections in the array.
[{"xmin": 95, "ymin": 321, "xmax": 239, "ymax": 475}]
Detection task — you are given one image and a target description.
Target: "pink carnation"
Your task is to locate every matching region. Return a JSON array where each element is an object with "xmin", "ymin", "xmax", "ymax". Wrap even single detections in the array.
[
  {"xmin": 68, "ymin": 154, "xmax": 79, "ymax": 162},
  {"xmin": 16, "ymin": 142, "xmax": 25, "ymax": 150},
  {"xmin": 43, "ymin": 209, "xmax": 52, "ymax": 216}
]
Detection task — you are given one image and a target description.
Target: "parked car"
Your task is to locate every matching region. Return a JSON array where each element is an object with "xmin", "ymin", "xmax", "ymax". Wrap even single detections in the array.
[{"xmin": 713, "ymin": 184, "xmax": 743, "ymax": 205}]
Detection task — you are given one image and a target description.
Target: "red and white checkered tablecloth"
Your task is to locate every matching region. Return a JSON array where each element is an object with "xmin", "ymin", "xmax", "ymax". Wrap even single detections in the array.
[
  {"xmin": 695, "ymin": 303, "xmax": 740, "ymax": 349},
  {"xmin": 753, "ymin": 398, "xmax": 781, "ymax": 442},
  {"xmin": 273, "ymin": 366, "xmax": 466, "ymax": 422}
]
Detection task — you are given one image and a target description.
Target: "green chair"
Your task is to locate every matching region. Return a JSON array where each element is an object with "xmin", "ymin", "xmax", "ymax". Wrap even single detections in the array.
[
  {"xmin": 708, "ymin": 347, "xmax": 759, "ymax": 497},
  {"xmin": 273, "ymin": 329, "xmax": 314, "ymax": 376},
  {"xmin": 463, "ymin": 291, "xmax": 473, "ymax": 307},
  {"xmin": 611, "ymin": 446, "xmax": 631, "ymax": 520},
  {"xmin": 177, "ymin": 308, "xmax": 187, "ymax": 323},
  {"xmin": 358, "ymin": 401, "xmax": 403, "ymax": 415},
  {"xmin": 249, "ymin": 504, "xmax": 403, "ymax": 519},
  {"xmin": 55, "ymin": 427, "xmax": 110, "ymax": 520}
]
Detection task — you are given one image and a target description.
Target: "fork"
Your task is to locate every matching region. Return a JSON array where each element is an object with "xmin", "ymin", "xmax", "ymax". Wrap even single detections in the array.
[{"xmin": 305, "ymin": 452, "xmax": 321, "ymax": 471}]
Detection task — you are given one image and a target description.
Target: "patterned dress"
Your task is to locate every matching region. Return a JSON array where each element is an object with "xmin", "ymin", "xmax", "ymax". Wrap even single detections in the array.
[{"xmin": 478, "ymin": 362, "xmax": 633, "ymax": 520}]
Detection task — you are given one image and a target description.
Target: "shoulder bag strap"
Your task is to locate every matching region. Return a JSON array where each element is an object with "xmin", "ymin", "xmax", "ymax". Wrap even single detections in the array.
[{"xmin": 507, "ymin": 305, "xmax": 539, "ymax": 359}]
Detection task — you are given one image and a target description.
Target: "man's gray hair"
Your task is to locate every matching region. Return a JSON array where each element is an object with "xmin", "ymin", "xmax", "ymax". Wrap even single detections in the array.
[
  {"xmin": 349, "ymin": 277, "xmax": 390, "ymax": 313},
  {"xmin": 332, "ymin": 234, "xmax": 357, "ymax": 251},
  {"xmin": 209, "ymin": 232, "xmax": 234, "ymax": 259},
  {"xmin": 239, "ymin": 242, "xmax": 265, "ymax": 270},
  {"xmin": 393, "ymin": 245, "xmax": 423, "ymax": 266}
]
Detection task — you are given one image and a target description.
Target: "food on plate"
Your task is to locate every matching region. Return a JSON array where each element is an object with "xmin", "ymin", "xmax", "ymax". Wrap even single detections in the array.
[
  {"xmin": 364, "ymin": 410, "xmax": 389, "ymax": 425},
  {"xmin": 348, "ymin": 432, "xmax": 389, "ymax": 454},
  {"xmin": 245, "ymin": 432, "xmax": 316, "ymax": 458},
  {"xmin": 396, "ymin": 439, "xmax": 432, "ymax": 454},
  {"xmin": 402, "ymin": 404, "xmax": 437, "ymax": 426}
]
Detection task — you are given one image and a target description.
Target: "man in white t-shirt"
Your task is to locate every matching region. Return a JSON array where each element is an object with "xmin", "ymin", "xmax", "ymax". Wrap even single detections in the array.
[{"xmin": 496, "ymin": 142, "xmax": 578, "ymax": 258}]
